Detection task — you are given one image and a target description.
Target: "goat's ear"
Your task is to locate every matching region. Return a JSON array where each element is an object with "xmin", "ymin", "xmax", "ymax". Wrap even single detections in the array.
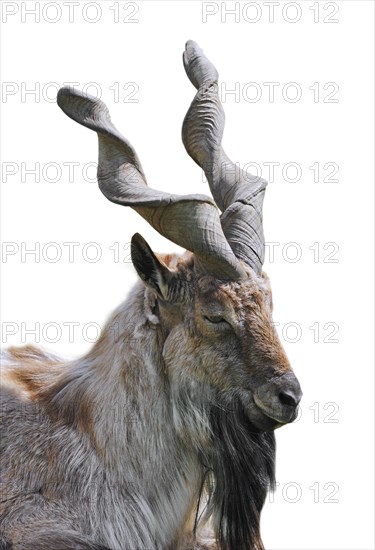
[{"xmin": 131, "ymin": 233, "xmax": 171, "ymax": 300}]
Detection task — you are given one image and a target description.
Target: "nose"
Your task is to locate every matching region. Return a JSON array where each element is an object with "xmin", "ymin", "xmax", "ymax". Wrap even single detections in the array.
[
  {"xmin": 279, "ymin": 385, "xmax": 302, "ymax": 408},
  {"xmin": 254, "ymin": 372, "xmax": 302, "ymax": 424}
]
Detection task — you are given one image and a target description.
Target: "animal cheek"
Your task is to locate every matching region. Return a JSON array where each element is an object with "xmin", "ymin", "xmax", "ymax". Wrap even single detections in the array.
[{"xmin": 162, "ymin": 327, "xmax": 189, "ymax": 364}]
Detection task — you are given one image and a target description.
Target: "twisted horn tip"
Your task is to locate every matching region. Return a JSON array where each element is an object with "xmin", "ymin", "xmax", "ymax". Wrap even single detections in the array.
[{"xmin": 183, "ymin": 40, "xmax": 219, "ymax": 90}]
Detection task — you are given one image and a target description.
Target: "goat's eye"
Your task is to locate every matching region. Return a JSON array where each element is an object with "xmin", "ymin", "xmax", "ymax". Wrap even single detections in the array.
[{"xmin": 203, "ymin": 314, "xmax": 227, "ymax": 324}]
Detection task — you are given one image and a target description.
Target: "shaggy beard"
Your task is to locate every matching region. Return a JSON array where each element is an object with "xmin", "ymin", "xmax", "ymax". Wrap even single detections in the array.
[{"xmin": 196, "ymin": 400, "xmax": 276, "ymax": 550}]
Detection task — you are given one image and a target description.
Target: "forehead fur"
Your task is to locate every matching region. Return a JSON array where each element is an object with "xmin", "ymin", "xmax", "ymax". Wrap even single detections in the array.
[
  {"xmin": 158, "ymin": 251, "xmax": 271, "ymax": 307},
  {"xmin": 197, "ymin": 265, "xmax": 271, "ymax": 305}
]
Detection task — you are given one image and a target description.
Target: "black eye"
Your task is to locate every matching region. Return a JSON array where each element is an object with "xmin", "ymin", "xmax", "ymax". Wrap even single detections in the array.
[{"xmin": 203, "ymin": 315, "xmax": 228, "ymax": 324}]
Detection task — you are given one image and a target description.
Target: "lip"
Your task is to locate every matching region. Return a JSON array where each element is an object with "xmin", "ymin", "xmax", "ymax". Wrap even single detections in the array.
[{"xmin": 253, "ymin": 393, "xmax": 297, "ymax": 425}]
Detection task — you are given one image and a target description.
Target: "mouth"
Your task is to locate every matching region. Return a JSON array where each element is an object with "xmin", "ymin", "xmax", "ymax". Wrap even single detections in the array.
[
  {"xmin": 238, "ymin": 391, "xmax": 298, "ymax": 432},
  {"xmin": 229, "ymin": 383, "xmax": 301, "ymax": 432},
  {"xmin": 253, "ymin": 393, "xmax": 298, "ymax": 425}
]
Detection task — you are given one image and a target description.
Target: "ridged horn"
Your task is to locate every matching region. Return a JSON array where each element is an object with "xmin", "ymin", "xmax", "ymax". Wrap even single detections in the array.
[
  {"xmin": 182, "ymin": 40, "xmax": 267, "ymax": 276},
  {"xmin": 57, "ymin": 86, "xmax": 246, "ymax": 281}
]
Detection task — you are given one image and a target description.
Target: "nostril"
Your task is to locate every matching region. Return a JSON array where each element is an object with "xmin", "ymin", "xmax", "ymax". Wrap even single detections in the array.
[{"xmin": 279, "ymin": 390, "xmax": 299, "ymax": 407}]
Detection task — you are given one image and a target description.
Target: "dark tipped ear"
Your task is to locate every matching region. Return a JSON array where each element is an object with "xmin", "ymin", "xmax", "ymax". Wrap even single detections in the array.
[{"xmin": 131, "ymin": 233, "xmax": 171, "ymax": 300}]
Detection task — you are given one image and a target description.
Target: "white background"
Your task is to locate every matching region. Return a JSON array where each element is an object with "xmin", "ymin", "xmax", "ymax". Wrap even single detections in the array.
[{"xmin": 1, "ymin": 1, "xmax": 374, "ymax": 549}]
